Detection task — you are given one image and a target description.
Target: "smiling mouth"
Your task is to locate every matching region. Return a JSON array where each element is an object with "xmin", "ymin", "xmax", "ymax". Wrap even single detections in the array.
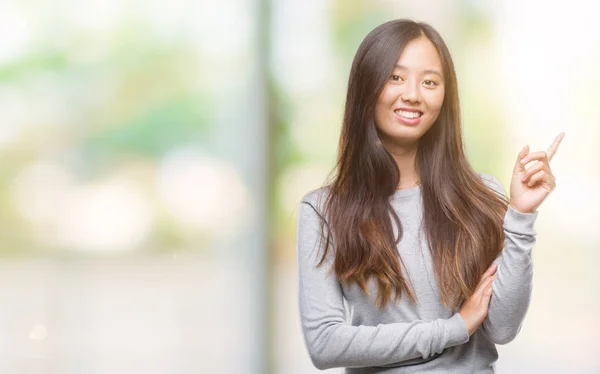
[
  {"xmin": 394, "ymin": 109, "xmax": 423, "ymax": 119},
  {"xmin": 393, "ymin": 109, "xmax": 423, "ymax": 126},
  {"xmin": 394, "ymin": 110, "xmax": 423, "ymax": 119}
]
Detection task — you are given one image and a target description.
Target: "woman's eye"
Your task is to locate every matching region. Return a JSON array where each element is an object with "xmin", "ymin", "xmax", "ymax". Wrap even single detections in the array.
[
  {"xmin": 391, "ymin": 75, "xmax": 402, "ymax": 82},
  {"xmin": 423, "ymin": 80, "xmax": 437, "ymax": 87}
]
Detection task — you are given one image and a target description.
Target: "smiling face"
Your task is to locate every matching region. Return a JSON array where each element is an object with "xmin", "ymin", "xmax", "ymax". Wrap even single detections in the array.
[{"xmin": 374, "ymin": 36, "xmax": 445, "ymax": 148}]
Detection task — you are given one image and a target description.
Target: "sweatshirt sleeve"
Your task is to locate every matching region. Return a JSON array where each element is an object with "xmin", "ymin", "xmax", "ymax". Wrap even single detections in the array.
[
  {"xmin": 479, "ymin": 173, "xmax": 538, "ymax": 345},
  {"xmin": 297, "ymin": 196, "xmax": 470, "ymax": 370}
]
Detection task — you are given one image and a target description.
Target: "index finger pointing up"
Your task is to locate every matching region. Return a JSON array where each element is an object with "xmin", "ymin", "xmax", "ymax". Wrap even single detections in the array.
[{"xmin": 546, "ymin": 132, "xmax": 565, "ymax": 161}]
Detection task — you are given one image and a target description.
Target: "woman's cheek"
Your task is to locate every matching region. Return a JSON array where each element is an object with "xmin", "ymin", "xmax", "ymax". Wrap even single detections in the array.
[
  {"xmin": 435, "ymin": 89, "xmax": 445, "ymax": 110},
  {"xmin": 426, "ymin": 90, "xmax": 444, "ymax": 109}
]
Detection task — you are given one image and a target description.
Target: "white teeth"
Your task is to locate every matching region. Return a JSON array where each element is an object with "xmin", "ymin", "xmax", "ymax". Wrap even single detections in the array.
[{"xmin": 395, "ymin": 110, "xmax": 422, "ymax": 119}]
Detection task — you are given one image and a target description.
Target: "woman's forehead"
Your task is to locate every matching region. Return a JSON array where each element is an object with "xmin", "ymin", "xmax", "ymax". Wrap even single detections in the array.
[{"xmin": 394, "ymin": 38, "xmax": 443, "ymax": 75}]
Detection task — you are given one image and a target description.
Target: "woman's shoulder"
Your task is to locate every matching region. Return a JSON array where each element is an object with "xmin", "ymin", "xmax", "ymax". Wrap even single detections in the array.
[
  {"xmin": 300, "ymin": 185, "xmax": 332, "ymax": 214},
  {"xmin": 477, "ymin": 172, "xmax": 506, "ymax": 197}
]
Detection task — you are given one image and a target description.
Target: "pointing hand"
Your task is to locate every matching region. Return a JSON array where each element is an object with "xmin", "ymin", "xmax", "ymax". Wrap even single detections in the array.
[{"xmin": 509, "ymin": 132, "xmax": 565, "ymax": 213}]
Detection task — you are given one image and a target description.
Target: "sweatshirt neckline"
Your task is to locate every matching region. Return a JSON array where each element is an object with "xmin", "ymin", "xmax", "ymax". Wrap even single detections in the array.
[{"xmin": 393, "ymin": 184, "xmax": 421, "ymax": 198}]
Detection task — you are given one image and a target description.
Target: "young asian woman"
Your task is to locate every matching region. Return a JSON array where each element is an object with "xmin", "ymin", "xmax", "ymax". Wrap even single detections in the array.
[{"xmin": 296, "ymin": 19, "xmax": 564, "ymax": 373}]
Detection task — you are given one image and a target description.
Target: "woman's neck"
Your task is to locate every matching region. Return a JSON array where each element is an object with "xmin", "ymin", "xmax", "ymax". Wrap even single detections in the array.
[{"xmin": 385, "ymin": 142, "xmax": 420, "ymax": 189}]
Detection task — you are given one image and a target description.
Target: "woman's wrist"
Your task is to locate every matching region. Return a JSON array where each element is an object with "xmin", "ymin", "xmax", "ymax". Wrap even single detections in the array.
[{"xmin": 508, "ymin": 202, "xmax": 536, "ymax": 214}]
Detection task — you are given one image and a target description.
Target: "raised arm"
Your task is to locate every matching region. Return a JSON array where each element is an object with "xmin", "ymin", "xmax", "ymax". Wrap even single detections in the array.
[
  {"xmin": 479, "ymin": 173, "xmax": 538, "ymax": 344},
  {"xmin": 297, "ymin": 198, "xmax": 469, "ymax": 370}
]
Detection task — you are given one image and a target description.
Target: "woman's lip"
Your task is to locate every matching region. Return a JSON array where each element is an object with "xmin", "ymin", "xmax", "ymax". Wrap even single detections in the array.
[{"xmin": 393, "ymin": 111, "xmax": 423, "ymax": 125}]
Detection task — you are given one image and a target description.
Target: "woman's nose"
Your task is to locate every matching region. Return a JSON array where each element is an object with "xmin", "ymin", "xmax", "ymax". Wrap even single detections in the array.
[{"xmin": 401, "ymin": 81, "xmax": 421, "ymax": 103}]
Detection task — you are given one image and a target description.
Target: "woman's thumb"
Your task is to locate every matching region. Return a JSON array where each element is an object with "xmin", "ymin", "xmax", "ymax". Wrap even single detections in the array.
[{"xmin": 514, "ymin": 144, "xmax": 529, "ymax": 172}]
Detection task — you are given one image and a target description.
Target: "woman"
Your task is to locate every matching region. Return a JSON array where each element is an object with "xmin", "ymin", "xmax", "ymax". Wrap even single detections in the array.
[{"xmin": 296, "ymin": 19, "xmax": 563, "ymax": 373}]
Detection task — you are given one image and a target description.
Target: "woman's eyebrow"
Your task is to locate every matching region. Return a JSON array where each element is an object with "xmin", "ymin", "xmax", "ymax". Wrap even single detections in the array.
[{"xmin": 394, "ymin": 63, "xmax": 443, "ymax": 78}]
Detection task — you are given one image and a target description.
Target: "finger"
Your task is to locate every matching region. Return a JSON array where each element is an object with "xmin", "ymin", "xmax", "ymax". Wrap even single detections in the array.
[
  {"xmin": 520, "ymin": 151, "xmax": 548, "ymax": 167},
  {"xmin": 477, "ymin": 281, "xmax": 495, "ymax": 303},
  {"xmin": 477, "ymin": 269, "xmax": 497, "ymax": 287},
  {"xmin": 478, "ymin": 265, "xmax": 498, "ymax": 285},
  {"xmin": 521, "ymin": 161, "xmax": 547, "ymax": 183},
  {"xmin": 481, "ymin": 286, "xmax": 493, "ymax": 308},
  {"xmin": 514, "ymin": 145, "xmax": 530, "ymax": 173},
  {"xmin": 476, "ymin": 274, "xmax": 496, "ymax": 296},
  {"xmin": 483, "ymin": 284, "xmax": 493, "ymax": 297},
  {"xmin": 527, "ymin": 170, "xmax": 546, "ymax": 187},
  {"xmin": 546, "ymin": 132, "xmax": 565, "ymax": 161},
  {"xmin": 483, "ymin": 263, "xmax": 498, "ymax": 277}
]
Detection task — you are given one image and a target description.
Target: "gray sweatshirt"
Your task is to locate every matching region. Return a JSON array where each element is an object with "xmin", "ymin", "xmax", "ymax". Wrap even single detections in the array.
[{"xmin": 296, "ymin": 173, "xmax": 538, "ymax": 373}]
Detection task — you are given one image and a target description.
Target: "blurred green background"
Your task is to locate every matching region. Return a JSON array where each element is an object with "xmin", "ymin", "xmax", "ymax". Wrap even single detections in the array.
[{"xmin": 0, "ymin": 0, "xmax": 598, "ymax": 373}]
